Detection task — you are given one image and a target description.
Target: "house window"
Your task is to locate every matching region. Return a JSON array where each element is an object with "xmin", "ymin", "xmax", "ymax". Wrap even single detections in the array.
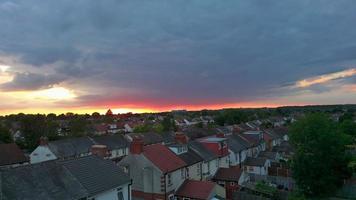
[
  {"xmin": 181, "ymin": 169, "xmax": 185, "ymax": 179},
  {"xmin": 197, "ymin": 164, "xmax": 201, "ymax": 175},
  {"xmin": 216, "ymin": 160, "xmax": 219, "ymax": 167},
  {"xmin": 167, "ymin": 174, "xmax": 172, "ymax": 186},
  {"xmin": 230, "ymin": 182, "xmax": 235, "ymax": 186},
  {"xmin": 117, "ymin": 188, "xmax": 124, "ymax": 200},
  {"xmin": 186, "ymin": 168, "xmax": 190, "ymax": 178}
]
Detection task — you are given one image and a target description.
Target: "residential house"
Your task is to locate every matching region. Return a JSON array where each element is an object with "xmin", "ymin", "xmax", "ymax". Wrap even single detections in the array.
[
  {"xmin": 30, "ymin": 136, "xmax": 94, "ymax": 164},
  {"xmin": 0, "ymin": 143, "xmax": 28, "ymax": 168},
  {"xmin": 175, "ymin": 180, "xmax": 224, "ymax": 200},
  {"xmin": 119, "ymin": 138, "xmax": 187, "ymax": 200},
  {"xmin": 30, "ymin": 135, "xmax": 130, "ymax": 164},
  {"xmin": 226, "ymin": 134, "xmax": 250, "ymax": 167},
  {"xmin": 272, "ymin": 141, "xmax": 294, "ymax": 160},
  {"xmin": 243, "ymin": 157, "xmax": 270, "ymax": 176},
  {"xmin": 94, "ymin": 124, "xmax": 109, "ymax": 135},
  {"xmin": 189, "ymin": 141, "xmax": 220, "ymax": 180},
  {"xmin": 181, "ymin": 127, "xmax": 216, "ymax": 140},
  {"xmin": 1, "ymin": 156, "xmax": 131, "ymax": 200},
  {"xmin": 197, "ymin": 133, "xmax": 230, "ymax": 168},
  {"xmin": 262, "ymin": 129, "xmax": 282, "ymax": 151},
  {"xmin": 125, "ymin": 132, "xmax": 164, "ymax": 145},
  {"xmin": 168, "ymin": 133, "xmax": 204, "ymax": 181},
  {"xmin": 233, "ymin": 123, "xmax": 254, "ymax": 133},
  {"xmin": 124, "ymin": 123, "xmax": 134, "ymax": 133},
  {"xmin": 238, "ymin": 131, "xmax": 266, "ymax": 157},
  {"xmin": 92, "ymin": 134, "xmax": 129, "ymax": 162},
  {"xmin": 213, "ymin": 167, "xmax": 249, "ymax": 200},
  {"xmin": 273, "ymin": 127, "xmax": 289, "ymax": 141},
  {"xmin": 258, "ymin": 151, "xmax": 280, "ymax": 162}
]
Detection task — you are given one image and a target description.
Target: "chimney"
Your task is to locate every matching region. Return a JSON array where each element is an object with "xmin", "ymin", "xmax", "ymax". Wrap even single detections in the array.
[
  {"xmin": 175, "ymin": 132, "xmax": 188, "ymax": 144},
  {"xmin": 216, "ymin": 132, "xmax": 225, "ymax": 138},
  {"xmin": 39, "ymin": 136, "xmax": 48, "ymax": 146},
  {"xmin": 130, "ymin": 136, "xmax": 144, "ymax": 154},
  {"xmin": 91, "ymin": 145, "xmax": 109, "ymax": 158}
]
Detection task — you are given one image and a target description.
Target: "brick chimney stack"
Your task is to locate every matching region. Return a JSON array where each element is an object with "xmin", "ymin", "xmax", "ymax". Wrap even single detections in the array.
[
  {"xmin": 39, "ymin": 136, "xmax": 48, "ymax": 146},
  {"xmin": 216, "ymin": 132, "xmax": 225, "ymax": 138},
  {"xmin": 175, "ymin": 132, "xmax": 188, "ymax": 144},
  {"xmin": 130, "ymin": 136, "xmax": 144, "ymax": 154},
  {"xmin": 91, "ymin": 145, "xmax": 109, "ymax": 158}
]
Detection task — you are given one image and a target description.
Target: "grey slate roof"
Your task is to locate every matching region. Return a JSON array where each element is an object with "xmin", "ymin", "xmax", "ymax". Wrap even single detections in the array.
[
  {"xmin": 92, "ymin": 134, "xmax": 129, "ymax": 150},
  {"xmin": 244, "ymin": 157, "xmax": 268, "ymax": 167},
  {"xmin": 258, "ymin": 151, "xmax": 278, "ymax": 160},
  {"xmin": 227, "ymin": 135, "xmax": 250, "ymax": 153},
  {"xmin": 178, "ymin": 148, "xmax": 203, "ymax": 166},
  {"xmin": 60, "ymin": 156, "xmax": 131, "ymax": 196},
  {"xmin": 48, "ymin": 136, "xmax": 94, "ymax": 158},
  {"xmin": 182, "ymin": 127, "xmax": 216, "ymax": 140},
  {"xmin": 0, "ymin": 156, "xmax": 130, "ymax": 200},
  {"xmin": 189, "ymin": 141, "xmax": 218, "ymax": 162},
  {"xmin": 0, "ymin": 160, "xmax": 88, "ymax": 200},
  {"xmin": 127, "ymin": 132, "xmax": 164, "ymax": 145}
]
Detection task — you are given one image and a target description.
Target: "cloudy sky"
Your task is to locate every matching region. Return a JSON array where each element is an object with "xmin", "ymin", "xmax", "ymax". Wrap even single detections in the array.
[{"xmin": 0, "ymin": 0, "xmax": 355, "ymax": 114}]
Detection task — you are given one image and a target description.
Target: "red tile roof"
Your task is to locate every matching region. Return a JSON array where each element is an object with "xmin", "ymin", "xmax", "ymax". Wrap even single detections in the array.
[
  {"xmin": 213, "ymin": 167, "xmax": 242, "ymax": 182},
  {"xmin": 94, "ymin": 124, "xmax": 108, "ymax": 132},
  {"xmin": 176, "ymin": 180, "xmax": 216, "ymax": 199},
  {"xmin": 0, "ymin": 143, "xmax": 28, "ymax": 166},
  {"xmin": 143, "ymin": 144, "xmax": 186, "ymax": 173}
]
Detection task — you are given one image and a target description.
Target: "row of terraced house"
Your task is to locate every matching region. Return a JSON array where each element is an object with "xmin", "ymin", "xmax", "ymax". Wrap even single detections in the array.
[{"xmin": 0, "ymin": 124, "xmax": 291, "ymax": 200}]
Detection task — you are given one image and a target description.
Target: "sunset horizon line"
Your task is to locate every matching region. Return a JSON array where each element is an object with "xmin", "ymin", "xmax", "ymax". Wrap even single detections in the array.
[{"xmin": 1, "ymin": 103, "xmax": 354, "ymax": 116}]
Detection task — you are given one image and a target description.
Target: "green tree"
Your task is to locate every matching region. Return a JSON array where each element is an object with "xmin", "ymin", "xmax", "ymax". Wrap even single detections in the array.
[
  {"xmin": 339, "ymin": 120, "xmax": 356, "ymax": 138},
  {"xmin": 339, "ymin": 112, "xmax": 354, "ymax": 123},
  {"xmin": 68, "ymin": 117, "xmax": 88, "ymax": 137},
  {"xmin": 195, "ymin": 122, "xmax": 203, "ymax": 128},
  {"xmin": 153, "ymin": 123, "xmax": 164, "ymax": 133},
  {"xmin": 0, "ymin": 124, "xmax": 13, "ymax": 143},
  {"xmin": 20, "ymin": 115, "xmax": 47, "ymax": 150},
  {"xmin": 133, "ymin": 124, "xmax": 151, "ymax": 133},
  {"xmin": 290, "ymin": 113, "xmax": 352, "ymax": 197},
  {"xmin": 161, "ymin": 116, "xmax": 175, "ymax": 131}
]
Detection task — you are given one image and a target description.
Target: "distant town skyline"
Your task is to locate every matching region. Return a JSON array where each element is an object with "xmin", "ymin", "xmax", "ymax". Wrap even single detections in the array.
[{"xmin": 0, "ymin": 1, "xmax": 356, "ymax": 114}]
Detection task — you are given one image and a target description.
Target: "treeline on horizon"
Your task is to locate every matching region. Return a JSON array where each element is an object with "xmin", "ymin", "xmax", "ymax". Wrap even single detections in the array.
[
  {"xmin": 0, "ymin": 104, "xmax": 355, "ymax": 151},
  {"xmin": 1, "ymin": 103, "xmax": 355, "ymax": 118}
]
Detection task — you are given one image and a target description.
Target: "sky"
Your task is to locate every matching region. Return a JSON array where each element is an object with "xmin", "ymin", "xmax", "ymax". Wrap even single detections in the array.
[{"xmin": 0, "ymin": 0, "xmax": 356, "ymax": 115}]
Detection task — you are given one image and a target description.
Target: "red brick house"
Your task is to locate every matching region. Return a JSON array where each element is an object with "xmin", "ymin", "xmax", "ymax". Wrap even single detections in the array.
[
  {"xmin": 175, "ymin": 180, "xmax": 220, "ymax": 200},
  {"xmin": 213, "ymin": 167, "xmax": 249, "ymax": 200}
]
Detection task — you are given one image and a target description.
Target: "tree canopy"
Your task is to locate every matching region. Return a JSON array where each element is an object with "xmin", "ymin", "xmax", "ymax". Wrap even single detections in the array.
[
  {"xmin": 290, "ymin": 113, "xmax": 352, "ymax": 197},
  {"xmin": 0, "ymin": 124, "xmax": 12, "ymax": 143}
]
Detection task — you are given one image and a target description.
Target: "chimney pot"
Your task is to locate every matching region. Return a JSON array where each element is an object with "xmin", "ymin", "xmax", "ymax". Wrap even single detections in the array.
[
  {"xmin": 175, "ymin": 132, "xmax": 188, "ymax": 144},
  {"xmin": 39, "ymin": 136, "xmax": 48, "ymax": 146},
  {"xmin": 216, "ymin": 132, "xmax": 225, "ymax": 138},
  {"xmin": 130, "ymin": 136, "xmax": 144, "ymax": 154}
]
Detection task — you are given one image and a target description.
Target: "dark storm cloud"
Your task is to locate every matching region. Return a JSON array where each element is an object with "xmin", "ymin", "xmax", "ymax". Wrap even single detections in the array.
[
  {"xmin": 0, "ymin": 72, "xmax": 66, "ymax": 91},
  {"xmin": 0, "ymin": 0, "xmax": 356, "ymax": 105}
]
